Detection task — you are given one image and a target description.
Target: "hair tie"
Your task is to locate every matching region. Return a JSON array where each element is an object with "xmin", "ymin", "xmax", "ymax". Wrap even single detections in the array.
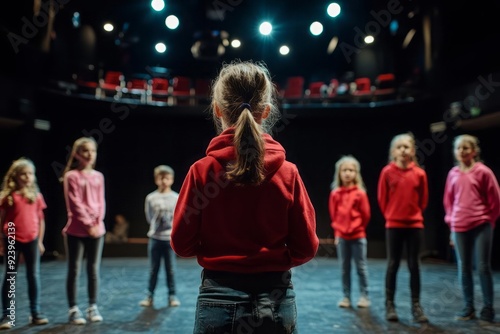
[{"xmin": 239, "ymin": 103, "xmax": 252, "ymax": 112}]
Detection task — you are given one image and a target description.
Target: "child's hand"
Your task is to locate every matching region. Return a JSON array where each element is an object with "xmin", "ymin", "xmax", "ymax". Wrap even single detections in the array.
[
  {"xmin": 38, "ymin": 242, "xmax": 45, "ymax": 255},
  {"xmin": 88, "ymin": 225, "xmax": 100, "ymax": 238},
  {"xmin": 449, "ymin": 237, "xmax": 454, "ymax": 247},
  {"xmin": 334, "ymin": 237, "xmax": 339, "ymax": 246}
]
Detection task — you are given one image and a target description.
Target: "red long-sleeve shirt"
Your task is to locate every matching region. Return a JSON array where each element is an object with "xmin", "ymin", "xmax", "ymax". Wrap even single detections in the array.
[
  {"xmin": 171, "ymin": 128, "xmax": 319, "ymax": 273},
  {"xmin": 377, "ymin": 162, "xmax": 428, "ymax": 228},
  {"xmin": 329, "ymin": 186, "xmax": 371, "ymax": 240}
]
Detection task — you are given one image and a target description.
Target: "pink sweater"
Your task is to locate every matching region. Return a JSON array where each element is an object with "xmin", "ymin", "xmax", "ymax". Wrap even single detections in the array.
[
  {"xmin": 63, "ymin": 169, "xmax": 106, "ymax": 237},
  {"xmin": 443, "ymin": 162, "xmax": 500, "ymax": 232}
]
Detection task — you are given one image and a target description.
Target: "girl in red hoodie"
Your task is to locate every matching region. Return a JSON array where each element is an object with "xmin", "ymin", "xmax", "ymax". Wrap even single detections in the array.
[
  {"xmin": 377, "ymin": 132, "xmax": 429, "ymax": 323},
  {"xmin": 171, "ymin": 60, "xmax": 319, "ymax": 334},
  {"xmin": 329, "ymin": 155, "xmax": 371, "ymax": 309}
]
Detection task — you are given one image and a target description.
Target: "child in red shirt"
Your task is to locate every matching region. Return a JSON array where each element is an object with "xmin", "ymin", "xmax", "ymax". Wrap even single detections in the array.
[
  {"xmin": 329, "ymin": 155, "xmax": 371, "ymax": 309},
  {"xmin": 171, "ymin": 60, "xmax": 319, "ymax": 333},
  {"xmin": 377, "ymin": 132, "xmax": 429, "ymax": 323},
  {"xmin": 0, "ymin": 158, "xmax": 48, "ymax": 329}
]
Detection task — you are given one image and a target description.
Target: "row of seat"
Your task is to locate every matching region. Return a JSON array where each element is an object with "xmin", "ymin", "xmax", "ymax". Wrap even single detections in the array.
[
  {"xmin": 279, "ymin": 73, "xmax": 398, "ymax": 103},
  {"xmin": 74, "ymin": 69, "xmax": 398, "ymax": 106},
  {"xmin": 75, "ymin": 70, "xmax": 212, "ymax": 105}
]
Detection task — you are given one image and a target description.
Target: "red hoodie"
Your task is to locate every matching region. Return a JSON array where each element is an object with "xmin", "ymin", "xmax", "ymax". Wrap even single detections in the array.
[
  {"xmin": 377, "ymin": 162, "xmax": 428, "ymax": 228},
  {"xmin": 329, "ymin": 186, "xmax": 370, "ymax": 240},
  {"xmin": 171, "ymin": 128, "xmax": 319, "ymax": 273}
]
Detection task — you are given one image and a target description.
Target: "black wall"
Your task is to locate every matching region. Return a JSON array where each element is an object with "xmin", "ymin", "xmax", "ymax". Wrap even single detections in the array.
[{"xmin": 1, "ymin": 89, "xmax": 500, "ymax": 268}]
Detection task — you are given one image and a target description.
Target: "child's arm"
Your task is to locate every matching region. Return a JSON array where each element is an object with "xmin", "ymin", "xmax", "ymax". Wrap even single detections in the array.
[
  {"xmin": 144, "ymin": 196, "xmax": 153, "ymax": 224},
  {"xmin": 377, "ymin": 169, "xmax": 388, "ymax": 216},
  {"xmin": 98, "ymin": 173, "xmax": 106, "ymax": 223},
  {"xmin": 484, "ymin": 168, "xmax": 500, "ymax": 222},
  {"xmin": 359, "ymin": 191, "xmax": 371, "ymax": 227},
  {"xmin": 38, "ymin": 218, "xmax": 46, "ymax": 255},
  {"xmin": 443, "ymin": 172, "xmax": 454, "ymax": 226},
  {"xmin": 37, "ymin": 194, "xmax": 47, "ymax": 254},
  {"xmin": 419, "ymin": 171, "xmax": 429, "ymax": 211},
  {"xmin": 328, "ymin": 191, "xmax": 337, "ymax": 224}
]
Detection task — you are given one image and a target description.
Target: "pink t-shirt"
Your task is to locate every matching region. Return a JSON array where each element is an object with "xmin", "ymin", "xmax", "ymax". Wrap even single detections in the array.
[
  {"xmin": 63, "ymin": 169, "xmax": 106, "ymax": 237},
  {"xmin": 0, "ymin": 192, "xmax": 46, "ymax": 243}
]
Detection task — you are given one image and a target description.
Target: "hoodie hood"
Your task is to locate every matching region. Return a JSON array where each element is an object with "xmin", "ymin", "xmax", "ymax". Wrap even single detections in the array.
[{"xmin": 206, "ymin": 127, "xmax": 286, "ymax": 175}]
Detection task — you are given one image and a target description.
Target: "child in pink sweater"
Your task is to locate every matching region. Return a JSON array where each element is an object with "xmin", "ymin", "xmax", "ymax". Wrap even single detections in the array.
[
  {"xmin": 444, "ymin": 134, "xmax": 500, "ymax": 322},
  {"xmin": 61, "ymin": 137, "xmax": 106, "ymax": 325}
]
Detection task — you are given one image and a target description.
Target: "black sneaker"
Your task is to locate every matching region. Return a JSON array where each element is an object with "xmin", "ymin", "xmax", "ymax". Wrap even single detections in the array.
[
  {"xmin": 412, "ymin": 302, "xmax": 429, "ymax": 323},
  {"xmin": 386, "ymin": 301, "xmax": 399, "ymax": 321},
  {"xmin": 479, "ymin": 306, "xmax": 495, "ymax": 322},
  {"xmin": 29, "ymin": 313, "xmax": 49, "ymax": 325},
  {"xmin": 455, "ymin": 306, "xmax": 475, "ymax": 321}
]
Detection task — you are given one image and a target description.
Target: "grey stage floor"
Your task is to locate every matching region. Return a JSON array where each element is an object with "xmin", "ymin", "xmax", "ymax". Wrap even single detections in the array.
[{"xmin": 3, "ymin": 256, "xmax": 500, "ymax": 333}]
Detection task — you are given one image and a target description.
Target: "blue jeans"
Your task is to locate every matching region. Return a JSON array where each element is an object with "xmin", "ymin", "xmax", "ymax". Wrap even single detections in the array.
[
  {"xmin": 193, "ymin": 270, "xmax": 298, "ymax": 334},
  {"xmin": 65, "ymin": 234, "xmax": 104, "ymax": 307},
  {"xmin": 147, "ymin": 238, "xmax": 177, "ymax": 296},
  {"xmin": 2, "ymin": 237, "xmax": 41, "ymax": 316},
  {"xmin": 336, "ymin": 237, "xmax": 369, "ymax": 298},
  {"xmin": 452, "ymin": 223, "xmax": 494, "ymax": 308}
]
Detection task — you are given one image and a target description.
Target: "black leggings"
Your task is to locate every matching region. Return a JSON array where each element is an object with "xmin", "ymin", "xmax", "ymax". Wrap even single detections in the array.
[
  {"xmin": 385, "ymin": 228, "xmax": 423, "ymax": 302},
  {"xmin": 65, "ymin": 234, "xmax": 104, "ymax": 307}
]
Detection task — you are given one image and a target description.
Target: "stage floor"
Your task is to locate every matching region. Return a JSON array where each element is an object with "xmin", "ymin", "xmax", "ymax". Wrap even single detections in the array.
[{"xmin": 3, "ymin": 257, "xmax": 500, "ymax": 333}]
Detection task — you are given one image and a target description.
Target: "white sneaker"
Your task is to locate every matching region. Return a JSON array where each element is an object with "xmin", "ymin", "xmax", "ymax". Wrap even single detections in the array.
[
  {"xmin": 169, "ymin": 295, "xmax": 181, "ymax": 307},
  {"xmin": 86, "ymin": 305, "xmax": 103, "ymax": 322},
  {"xmin": 357, "ymin": 296, "xmax": 371, "ymax": 308},
  {"xmin": 338, "ymin": 297, "xmax": 351, "ymax": 308},
  {"xmin": 69, "ymin": 307, "xmax": 86, "ymax": 325},
  {"xmin": 139, "ymin": 296, "xmax": 153, "ymax": 307},
  {"xmin": 0, "ymin": 316, "xmax": 12, "ymax": 329}
]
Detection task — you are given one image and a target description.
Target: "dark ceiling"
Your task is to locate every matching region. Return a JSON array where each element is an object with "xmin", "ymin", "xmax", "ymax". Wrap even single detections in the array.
[{"xmin": 2, "ymin": 0, "xmax": 500, "ymax": 89}]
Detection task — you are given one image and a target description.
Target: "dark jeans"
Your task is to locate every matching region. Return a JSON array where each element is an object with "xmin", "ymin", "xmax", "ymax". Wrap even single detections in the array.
[
  {"xmin": 452, "ymin": 223, "xmax": 493, "ymax": 308},
  {"xmin": 65, "ymin": 234, "xmax": 104, "ymax": 307},
  {"xmin": 385, "ymin": 228, "xmax": 423, "ymax": 302},
  {"xmin": 2, "ymin": 237, "xmax": 40, "ymax": 316},
  {"xmin": 147, "ymin": 238, "xmax": 176, "ymax": 296},
  {"xmin": 193, "ymin": 270, "xmax": 297, "ymax": 334}
]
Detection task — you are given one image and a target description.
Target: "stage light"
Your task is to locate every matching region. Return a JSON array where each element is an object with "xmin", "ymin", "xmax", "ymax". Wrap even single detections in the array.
[
  {"xmin": 403, "ymin": 29, "xmax": 416, "ymax": 48},
  {"xmin": 259, "ymin": 22, "xmax": 272, "ymax": 36},
  {"xmin": 327, "ymin": 36, "xmax": 338, "ymax": 54},
  {"xmin": 279, "ymin": 45, "xmax": 290, "ymax": 55},
  {"xmin": 151, "ymin": 0, "xmax": 165, "ymax": 12},
  {"xmin": 231, "ymin": 39, "xmax": 241, "ymax": 48},
  {"xmin": 327, "ymin": 3, "xmax": 341, "ymax": 18},
  {"xmin": 165, "ymin": 15, "xmax": 179, "ymax": 29},
  {"xmin": 155, "ymin": 42, "xmax": 166, "ymax": 53},
  {"xmin": 103, "ymin": 23, "xmax": 114, "ymax": 32},
  {"xmin": 310, "ymin": 22, "xmax": 323, "ymax": 36}
]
